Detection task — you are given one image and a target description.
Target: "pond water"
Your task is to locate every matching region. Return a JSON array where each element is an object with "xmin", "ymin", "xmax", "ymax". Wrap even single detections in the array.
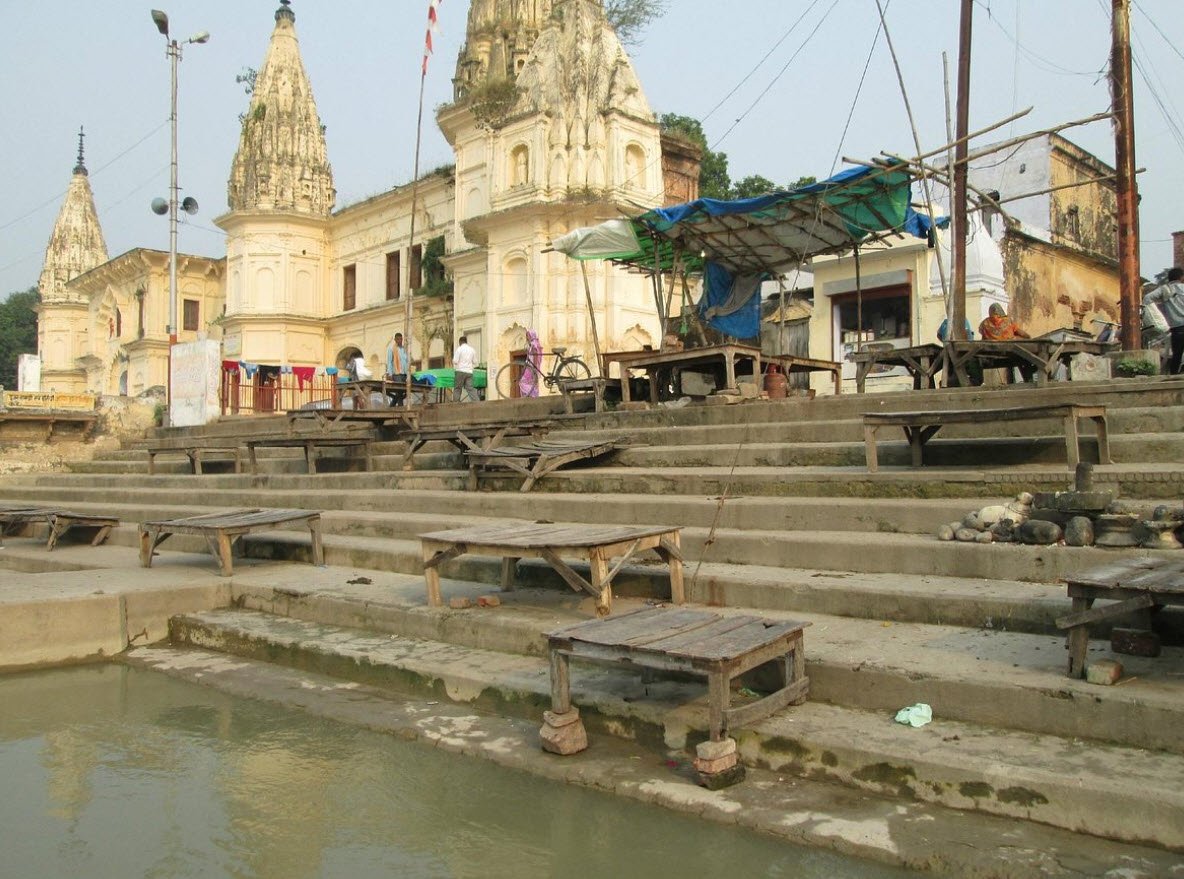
[{"xmin": 0, "ymin": 665, "xmax": 915, "ymax": 878}]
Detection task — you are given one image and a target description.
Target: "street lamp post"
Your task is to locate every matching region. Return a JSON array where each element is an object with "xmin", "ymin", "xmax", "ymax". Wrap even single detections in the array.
[{"xmin": 150, "ymin": 9, "xmax": 207, "ymax": 411}]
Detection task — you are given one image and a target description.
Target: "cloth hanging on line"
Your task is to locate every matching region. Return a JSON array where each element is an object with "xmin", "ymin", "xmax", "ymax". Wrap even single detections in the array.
[{"xmin": 293, "ymin": 366, "xmax": 316, "ymax": 389}]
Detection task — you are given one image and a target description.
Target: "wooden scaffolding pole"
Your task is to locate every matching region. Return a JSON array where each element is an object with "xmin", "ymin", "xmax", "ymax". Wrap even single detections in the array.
[{"xmin": 951, "ymin": 0, "xmax": 973, "ymax": 342}]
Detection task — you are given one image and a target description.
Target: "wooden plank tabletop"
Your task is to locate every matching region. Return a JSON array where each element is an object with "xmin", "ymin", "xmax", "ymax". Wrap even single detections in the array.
[
  {"xmin": 142, "ymin": 508, "xmax": 318, "ymax": 529},
  {"xmin": 420, "ymin": 521, "xmax": 676, "ymax": 549},
  {"xmin": 864, "ymin": 404, "xmax": 1102, "ymax": 424},
  {"xmin": 1064, "ymin": 557, "xmax": 1184, "ymax": 594},
  {"xmin": 467, "ymin": 438, "xmax": 622, "ymax": 459},
  {"xmin": 551, "ymin": 608, "xmax": 807, "ymax": 661}
]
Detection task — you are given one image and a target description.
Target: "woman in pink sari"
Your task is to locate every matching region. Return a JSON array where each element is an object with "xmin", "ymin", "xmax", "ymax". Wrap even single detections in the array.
[{"xmin": 519, "ymin": 329, "xmax": 544, "ymax": 397}]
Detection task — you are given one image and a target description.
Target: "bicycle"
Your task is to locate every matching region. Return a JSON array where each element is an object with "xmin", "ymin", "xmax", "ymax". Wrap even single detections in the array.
[{"xmin": 495, "ymin": 347, "xmax": 591, "ymax": 398}]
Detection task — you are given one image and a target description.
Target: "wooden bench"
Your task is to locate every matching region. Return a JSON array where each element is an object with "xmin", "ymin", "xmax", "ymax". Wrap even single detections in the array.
[
  {"xmin": 244, "ymin": 424, "xmax": 377, "ymax": 475},
  {"xmin": 146, "ymin": 439, "xmax": 243, "ymax": 475},
  {"xmin": 287, "ymin": 407, "xmax": 421, "ymax": 433},
  {"xmin": 396, "ymin": 421, "xmax": 553, "ymax": 473},
  {"xmin": 465, "ymin": 437, "xmax": 627, "ymax": 492},
  {"xmin": 862, "ymin": 404, "xmax": 1111, "ymax": 472},
  {"xmin": 139, "ymin": 508, "xmax": 323, "ymax": 576},
  {"xmin": 1058, "ymin": 557, "xmax": 1184, "ymax": 678},
  {"xmin": 0, "ymin": 506, "xmax": 119, "ymax": 550},
  {"xmin": 419, "ymin": 522, "xmax": 684, "ymax": 616},
  {"xmin": 545, "ymin": 607, "xmax": 810, "ymax": 752}
]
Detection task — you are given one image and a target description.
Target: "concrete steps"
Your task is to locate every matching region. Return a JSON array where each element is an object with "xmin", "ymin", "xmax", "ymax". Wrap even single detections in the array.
[
  {"xmin": 6, "ymin": 376, "xmax": 1184, "ymax": 854},
  {"xmin": 165, "ymin": 604, "xmax": 1184, "ymax": 848}
]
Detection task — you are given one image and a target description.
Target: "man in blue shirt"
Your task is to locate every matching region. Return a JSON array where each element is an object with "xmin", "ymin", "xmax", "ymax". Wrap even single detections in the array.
[
  {"xmin": 386, "ymin": 333, "xmax": 409, "ymax": 379},
  {"xmin": 1145, "ymin": 268, "xmax": 1184, "ymax": 374}
]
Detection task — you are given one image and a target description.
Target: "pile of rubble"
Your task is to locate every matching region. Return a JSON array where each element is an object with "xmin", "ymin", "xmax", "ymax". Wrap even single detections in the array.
[{"xmin": 937, "ymin": 463, "xmax": 1183, "ymax": 548}]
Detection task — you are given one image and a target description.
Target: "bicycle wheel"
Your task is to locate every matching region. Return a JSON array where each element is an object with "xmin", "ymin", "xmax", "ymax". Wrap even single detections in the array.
[
  {"xmin": 495, "ymin": 360, "xmax": 535, "ymax": 399},
  {"xmin": 553, "ymin": 357, "xmax": 591, "ymax": 384}
]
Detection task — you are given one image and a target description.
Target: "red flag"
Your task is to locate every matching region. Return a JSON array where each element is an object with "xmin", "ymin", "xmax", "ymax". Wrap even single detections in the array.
[{"xmin": 423, "ymin": 0, "xmax": 442, "ymax": 75}]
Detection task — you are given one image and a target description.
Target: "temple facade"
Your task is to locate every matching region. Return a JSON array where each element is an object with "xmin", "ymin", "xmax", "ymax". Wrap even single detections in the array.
[{"xmin": 35, "ymin": 0, "xmax": 692, "ymax": 401}]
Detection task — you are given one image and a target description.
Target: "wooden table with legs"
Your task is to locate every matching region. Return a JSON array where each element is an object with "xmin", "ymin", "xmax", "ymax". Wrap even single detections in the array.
[
  {"xmin": 545, "ymin": 607, "xmax": 810, "ymax": 751},
  {"xmin": 602, "ymin": 344, "xmax": 840, "ymax": 402},
  {"xmin": 1058, "ymin": 557, "xmax": 1184, "ymax": 678},
  {"xmin": 0, "ymin": 507, "xmax": 119, "ymax": 550},
  {"xmin": 139, "ymin": 508, "xmax": 323, "ymax": 576},
  {"xmin": 419, "ymin": 522, "xmax": 683, "ymax": 616}
]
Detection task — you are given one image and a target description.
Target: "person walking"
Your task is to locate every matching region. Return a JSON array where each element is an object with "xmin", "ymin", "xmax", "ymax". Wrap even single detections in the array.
[
  {"xmin": 386, "ymin": 332, "xmax": 409, "ymax": 379},
  {"xmin": 1144, "ymin": 267, "xmax": 1184, "ymax": 374},
  {"xmin": 452, "ymin": 335, "xmax": 478, "ymax": 402}
]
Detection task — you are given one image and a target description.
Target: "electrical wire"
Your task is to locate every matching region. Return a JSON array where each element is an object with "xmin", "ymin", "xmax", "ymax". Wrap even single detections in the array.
[
  {"xmin": 973, "ymin": 0, "xmax": 1104, "ymax": 77},
  {"xmin": 0, "ymin": 121, "xmax": 168, "ymax": 232},
  {"xmin": 698, "ymin": 0, "xmax": 825, "ymax": 126},
  {"xmin": 710, "ymin": 0, "xmax": 842, "ymax": 150}
]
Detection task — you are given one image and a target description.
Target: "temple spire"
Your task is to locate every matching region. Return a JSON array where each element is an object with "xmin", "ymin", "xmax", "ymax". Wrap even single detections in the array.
[
  {"xmin": 39, "ymin": 133, "xmax": 109, "ymax": 303},
  {"xmin": 227, "ymin": 1, "xmax": 334, "ymax": 215}
]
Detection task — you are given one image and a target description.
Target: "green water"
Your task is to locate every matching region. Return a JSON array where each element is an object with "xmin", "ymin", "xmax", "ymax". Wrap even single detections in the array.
[{"xmin": 0, "ymin": 665, "xmax": 914, "ymax": 879}]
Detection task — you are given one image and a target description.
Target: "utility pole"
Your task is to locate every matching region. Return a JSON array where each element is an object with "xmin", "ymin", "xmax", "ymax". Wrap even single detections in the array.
[
  {"xmin": 1112, "ymin": 0, "xmax": 1141, "ymax": 350},
  {"xmin": 951, "ymin": 0, "xmax": 973, "ymax": 341}
]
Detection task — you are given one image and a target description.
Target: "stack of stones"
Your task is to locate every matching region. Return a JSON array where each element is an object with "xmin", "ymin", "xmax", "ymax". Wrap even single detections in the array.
[{"xmin": 936, "ymin": 463, "xmax": 1184, "ymax": 549}]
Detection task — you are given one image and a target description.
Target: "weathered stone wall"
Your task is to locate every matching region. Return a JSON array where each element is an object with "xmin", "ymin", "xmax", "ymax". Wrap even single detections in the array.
[{"xmin": 0, "ymin": 394, "xmax": 157, "ymax": 474}]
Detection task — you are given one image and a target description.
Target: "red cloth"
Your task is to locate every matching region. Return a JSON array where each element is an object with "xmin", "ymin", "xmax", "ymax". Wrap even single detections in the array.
[
  {"xmin": 222, "ymin": 360, "xmax": 240, "ymax": 372},
  {"xmin": 293, "ymin": 366, "xmax": 316, "ymax": 389}
]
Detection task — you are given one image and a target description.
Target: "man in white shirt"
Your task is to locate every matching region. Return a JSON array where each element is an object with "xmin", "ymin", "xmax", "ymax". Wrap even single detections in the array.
[
  {"xmin": 1145, "ymin": 267, "xmax": 1184, "ymax": 374},
  {"xmin": 453, "ymin": 335, "xmax": 478, "ymax": 402}
]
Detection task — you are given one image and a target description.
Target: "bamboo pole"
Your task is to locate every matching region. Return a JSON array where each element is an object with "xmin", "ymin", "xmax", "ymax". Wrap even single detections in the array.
[
  {"xmin": 403, "ymin": 66, "xmax": 428, "ymax": 407},
  {"xmin": 579, "ymin": 262, "xmax": 603, "ymax": 376},
  {"xmin": 873, "ymin": 0, "xmax": 950, "ymax": 320},
  {"xmin": 952, "ymin": 0, "xmax": 973, "ymax": 343}
]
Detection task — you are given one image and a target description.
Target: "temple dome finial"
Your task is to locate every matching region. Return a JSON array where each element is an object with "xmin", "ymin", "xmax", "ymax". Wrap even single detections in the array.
[
  {"xmin": 276, "ymin": 0, "xmax": 294, "ymax": 24},
  {"xmin": 74, "ymin": 126, "xmax": 87, "ymax": 176}
]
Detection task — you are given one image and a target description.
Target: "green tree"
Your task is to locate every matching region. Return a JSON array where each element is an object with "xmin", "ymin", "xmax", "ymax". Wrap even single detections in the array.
[
  {"xmin": 658, "ymin": 113, "xmax": 730, "ymax": 200},
  {"xmin": 0, "ymin": 286, "xmax": 40, "ymax": 389},
  {"xmin": 730, "ymin": 174, "xmax": 778, "ymax": 199},
  {"xmin": 605, "ymin": 0, "xmax": 669, "ymax": 46}
]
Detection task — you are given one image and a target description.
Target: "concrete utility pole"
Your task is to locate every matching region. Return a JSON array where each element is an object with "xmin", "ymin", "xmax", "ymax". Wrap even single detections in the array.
[
  {"xmin": 951, "ymin": 0, "xmax": 973, "ymax": 341},
  {"xmin": 1112, "ymin": 0, "xmax": 1142, "ymax": 351}
]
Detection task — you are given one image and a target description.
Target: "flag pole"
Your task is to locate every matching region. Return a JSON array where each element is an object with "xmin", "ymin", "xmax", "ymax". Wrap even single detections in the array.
[{"xmin": 405, "ymin": 1, "xmax": 439, "ymax": 406}]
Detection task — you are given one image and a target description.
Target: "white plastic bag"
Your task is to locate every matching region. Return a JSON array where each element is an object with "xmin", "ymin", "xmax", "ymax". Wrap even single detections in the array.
[
  {"xmin": 353, "ymin": 357, "xmax": 373, "ymax": 380},
  {"xmin": 1143, "ymin": 301, "xmax": 1169, "ymax": 335}
]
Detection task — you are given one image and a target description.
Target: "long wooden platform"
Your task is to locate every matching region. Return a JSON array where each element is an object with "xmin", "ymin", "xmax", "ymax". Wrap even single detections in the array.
[
  {"xmin": 139, "ymin": 508, "xmax": 323, "ymax": 576},
  {"xmin": 863, "ymin": 403, "xmax": 1111, "ymax": 471},
  {"xmin": 546, "ymin": 607, "xmax": 810, "ymax": 745},
  {"xmin": 419, "ymin": 522, "xmax": 683, "ymax": 616}
]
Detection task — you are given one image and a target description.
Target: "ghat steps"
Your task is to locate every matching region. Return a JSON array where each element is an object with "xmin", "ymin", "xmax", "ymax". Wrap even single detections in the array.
[{"xmin": 3, "ymin": 376, "xmax": 1184, "ymax": 859}]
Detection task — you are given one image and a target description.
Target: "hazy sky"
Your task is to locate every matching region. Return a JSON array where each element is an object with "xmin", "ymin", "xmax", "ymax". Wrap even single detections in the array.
[{"xmin": 2, "ymin": 0, "xmax": 1181, "ymax": 298}]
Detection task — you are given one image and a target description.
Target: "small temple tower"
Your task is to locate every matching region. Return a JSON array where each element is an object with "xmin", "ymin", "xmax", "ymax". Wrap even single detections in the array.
[
  {"xmin": 440, "ymin": 0, "xmax": 666, "ymax": 389},
  {"xmin": 35, "ymin": 129, "xmax": 109, "ymax": 393},
  {"xmin": 217, "ymin": 0, "xmax": 335, "ymax": 368}
]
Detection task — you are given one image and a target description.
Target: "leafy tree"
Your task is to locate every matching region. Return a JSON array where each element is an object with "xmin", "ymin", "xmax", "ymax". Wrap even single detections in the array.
[
  {"xmin": 658, "ymin": 113, "xmax": 730, "ymax": 200},
  {"xmin": 0, "ymin": 287, "xmax": 40, "ymax": 389},
  {"xmin": 605, "ymin": 0, "xmax": 669, "ymax": 47},
  {"xmin": 731, "ymin": 174, "xmax": 778, "ymax": 199}
]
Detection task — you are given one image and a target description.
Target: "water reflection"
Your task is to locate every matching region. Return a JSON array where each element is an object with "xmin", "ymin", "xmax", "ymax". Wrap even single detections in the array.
[{"xmin": 0, "ymin": 665, "xmax": 912, "ymax": 878}]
